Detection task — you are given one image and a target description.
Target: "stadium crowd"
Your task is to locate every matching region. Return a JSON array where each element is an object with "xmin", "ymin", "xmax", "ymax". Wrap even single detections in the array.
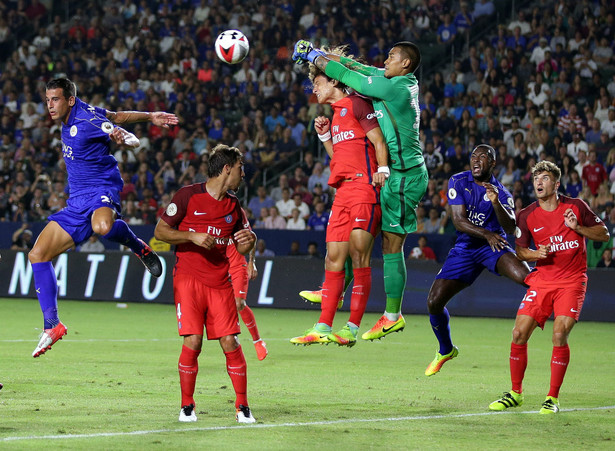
[{"xmin": 0, "ymin": 0, "xmax": 614, "ymax": 263}]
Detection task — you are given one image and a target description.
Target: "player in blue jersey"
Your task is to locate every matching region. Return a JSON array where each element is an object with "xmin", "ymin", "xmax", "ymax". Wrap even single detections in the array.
[
  {"xmin": 30, "ymin": 77, "xmax": 178, "ymax": 358},
  {"xmin": 424, "ymin": 144, "xmax": 530, "ymax": 376}
]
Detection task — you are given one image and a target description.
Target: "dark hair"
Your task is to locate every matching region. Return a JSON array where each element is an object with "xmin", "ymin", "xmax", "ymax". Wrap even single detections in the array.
[
  {"xmin": 471, "ymin": 144, "xmax": 496, "ymax": 161},
  {"xmin": 207, "ymin": 144, "xmax": 243, "ymax": 178},
  {"xmin": 46, "ymin": 78, "xmax": 77, "ymax": 99},
  {"xmin": 393, "ymin": 41, "xmax": 421, "ymax": 73}
]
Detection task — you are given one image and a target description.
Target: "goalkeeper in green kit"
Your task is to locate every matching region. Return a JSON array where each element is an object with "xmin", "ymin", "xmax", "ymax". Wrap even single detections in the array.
[{"xmin": 293, "ymin": 40, "xmax": 428, "ymax": 340}]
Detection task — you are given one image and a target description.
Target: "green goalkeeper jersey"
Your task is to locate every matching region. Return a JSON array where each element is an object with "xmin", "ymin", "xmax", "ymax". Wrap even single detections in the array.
[{"xmin": 325, "ymin": 57, "xmax": 423, "ymax": 171}]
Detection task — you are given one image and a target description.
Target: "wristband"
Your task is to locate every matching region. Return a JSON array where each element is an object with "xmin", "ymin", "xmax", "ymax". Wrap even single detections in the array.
[
  {"xmin": 377, "ymin": 166, "xmax": 390, "ymax": 178},
  {"xmin": 318, "ymin": 131, "xmax": 331, "ymax": 142}
]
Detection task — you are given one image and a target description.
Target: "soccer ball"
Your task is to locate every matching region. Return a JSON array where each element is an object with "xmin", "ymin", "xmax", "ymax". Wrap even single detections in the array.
[{"xmin": 215, "ymin": 30, "xmax": 249, "ymax": 64}]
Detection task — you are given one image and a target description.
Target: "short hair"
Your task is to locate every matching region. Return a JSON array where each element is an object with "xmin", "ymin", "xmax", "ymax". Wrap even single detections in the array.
[
  {"xmin": 207, "ymin": 144, "xmax": 243, "ymax": 178},
  {"xmin": 46, "ymin": 78, "xmax": 77, "ymax": 99},
  {"xmin": 532, "ymin": 160, "xmax": 561, "ymax": 182},
  {"xmin": 393, "ymin": 41, "xmax": 421, "ymax": 73}
]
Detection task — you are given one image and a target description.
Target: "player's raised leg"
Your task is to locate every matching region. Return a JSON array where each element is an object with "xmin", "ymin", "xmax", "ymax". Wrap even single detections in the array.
[
  {"xmin": 94, "ymin": 207, "xmax": 162, "ymax": 277},
  {"xmin": 29, "ymin": 222, "xmax": 74, "ymax": 357},
  {"xmin": 424, "ymin": 278, "xmax": 467, "ymax": 375},
  {"xmin": 299, "ymin": 256, "xmax": 353, "ymax": 309}
]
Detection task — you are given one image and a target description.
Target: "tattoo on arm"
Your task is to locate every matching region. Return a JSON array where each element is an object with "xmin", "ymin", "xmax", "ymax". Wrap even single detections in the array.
[{"xmin": 315, "ymin": 56, "xmax": 328, "ymax": 72}]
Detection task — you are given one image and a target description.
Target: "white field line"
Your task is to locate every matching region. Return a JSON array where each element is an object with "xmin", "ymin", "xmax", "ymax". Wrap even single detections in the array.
[{"xmin": 2, "ymin": 405, "xmax": 614, "ymax": 442}]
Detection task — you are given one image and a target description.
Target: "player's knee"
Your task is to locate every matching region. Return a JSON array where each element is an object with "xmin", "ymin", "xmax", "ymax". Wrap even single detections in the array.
[
  {"xmin": 183, "ymin": 335, "xmax": 203, "ymax": 351},
  {"xmin": 92, "ymin": 221, "xmax": 112, "ymax": 236},
  {"xmin": 219, "ymin": 334, "xmax": 239, "ymax": 352},
  {"xmin": 426, "ymin": 296, "xmax": 444, "ymax": 314},
  {"xmin": 511, "ymin": 327, "xmax": 529, "ymax": 344},
  {"xmin": 551, "ymin": 331, "xmax": 569, "ymax": 347},
  {"xmin": 28, "ymin": 246, "xmax": 45, "ymax": 264}
]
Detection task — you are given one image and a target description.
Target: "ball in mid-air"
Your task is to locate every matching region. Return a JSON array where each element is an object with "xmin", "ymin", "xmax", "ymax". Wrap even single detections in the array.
[{"xmin": 215, "ymin": 30, "xmax": 249, "ymax": 64}]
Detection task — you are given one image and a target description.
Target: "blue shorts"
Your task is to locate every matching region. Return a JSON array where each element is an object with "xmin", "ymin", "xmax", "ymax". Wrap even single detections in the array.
[
  {"xmin": 48, "ymin": 187, "xmax": 122, "ymax": 245},
  {"xmin": 435, "ymin": 244, "xmax": 513, "ymax": 284}
]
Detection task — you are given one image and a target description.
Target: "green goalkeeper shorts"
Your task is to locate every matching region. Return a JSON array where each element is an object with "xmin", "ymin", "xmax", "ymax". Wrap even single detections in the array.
[{"xmin": 380, "ymin": 163, "xmax": 428, "ymax": 234}]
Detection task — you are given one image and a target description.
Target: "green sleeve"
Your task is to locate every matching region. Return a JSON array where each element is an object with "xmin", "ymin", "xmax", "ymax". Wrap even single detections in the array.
[
  {"xmin": 325, "ymin": 60, "xmax": 396, "ymax": 101},
  {"xmin": 339, "ymin": 56, "xmax": 377, "ymax": 76}
]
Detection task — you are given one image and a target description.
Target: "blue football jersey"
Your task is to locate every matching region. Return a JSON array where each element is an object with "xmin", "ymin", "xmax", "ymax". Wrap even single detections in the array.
[
  {"xmin": 447, "ymin": 171, "xmax": 515, "ymax": 248},
  {"xmin": 61, "ymin": 97, "xmax": 123, "ymax": 196}
]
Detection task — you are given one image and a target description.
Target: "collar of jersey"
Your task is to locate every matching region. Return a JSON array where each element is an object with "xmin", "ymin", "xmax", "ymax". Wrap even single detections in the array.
[
  {"xmin": 65, "ymin": 97, "xmax": 82, "ymax": 126},
  {"xmin": 467, "ymin": 171, "xmax": 497, "ymax": 185}
]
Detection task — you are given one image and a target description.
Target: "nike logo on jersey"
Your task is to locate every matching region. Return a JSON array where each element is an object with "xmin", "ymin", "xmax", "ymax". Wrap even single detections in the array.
[
  {"xmin": 389, "ymin": 223, "xmax": 400, "ymax": 227},
  {"xmin": 570, "ymin": 308, "xmax": 578, "ymax": 313},
  {"xmin": 533, "ymin": 227, "xmax": 545, "ymax": 232},
  {"xmin": 239, "ymin": 291, "xmax": 246, "ymax": 295},
  {"xmin": 355, "ymin": 218, "xmax": 367, "ymax": 222},
  {"xmin": 194, "ymin": 211, "xmax": 207, "ymax": 216}
]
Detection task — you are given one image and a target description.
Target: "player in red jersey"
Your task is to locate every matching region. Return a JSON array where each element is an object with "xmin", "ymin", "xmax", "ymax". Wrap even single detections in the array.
[
  {"xmin": 489, "ymin": 161, "xmax": 609, "ymax": 414},
  {"xmin": 154, "ymin": 144, "xmax": 257, "ymax": 424},
  {"xmin": 227, "ymin": 241, "xmax": 268, "ymax": 360},
  {"xmin": 290, "ymin": 48, "xmax": 388, "ymax": 347}
]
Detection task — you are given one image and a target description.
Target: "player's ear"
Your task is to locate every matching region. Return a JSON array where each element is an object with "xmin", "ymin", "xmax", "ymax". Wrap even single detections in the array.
[{"xmin": 68, "ymin": 96, "xmax": 76, "ymax": 107}]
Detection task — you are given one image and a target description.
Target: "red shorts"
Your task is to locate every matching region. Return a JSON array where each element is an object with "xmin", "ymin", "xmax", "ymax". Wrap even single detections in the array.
[
  {"xmin": 173, "ymin": 273, "xmax": 240, "ymax": 340},
  {"xmin": 517, "ymin": 281, "xmax": 586, "ymax": 329},
  {"xmin": 326, "ymin": 202, "xmax": 381, "ymax": 242}
]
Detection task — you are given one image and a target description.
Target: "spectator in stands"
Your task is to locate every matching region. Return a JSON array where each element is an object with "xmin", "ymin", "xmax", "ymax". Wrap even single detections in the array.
[
  {"xmin": 306, "ymin": 200, "xmax": 328, "ymax": 232},
  {"xmin": 247, "ymin": 185, "xmax": 274, "ymax": 215},
  {"xmin": 307, "ymin": 162, "xmax": 328, "ymax": 193},
  {"xmin": 601, "ymin": 108, "xmax": 615, "ymax": 140},
  {"xmin": 254, "ymin": 239, "xmax": 275, "ymax": 258},
  {"xmin": 291, "ymin": 192, "xmax": 310, "ymax": 221},
  {"xmin": 11, "ymin": 224, "xmax": 33, "ymax": 251},
  {"xmin": 597, "ymin": 248, "xmax": 615, "ymax": 269},
  {"xmin": 286, "ymin": 208, "xmax": 306, "ymax": 231},
  {"xmin": 582, "ymin": 150, "xmax": 608, "ymax": 197},
  {"xmin": 270, "ymin": 173, "xmax": 292, "ymax": 203},
  {"xmin": 263, "ymin": 206, "xmax": 286, "ymax": 230},
  {"xmin": 409, "ymin": 235, "xmax": 437, "ymax": 262},
  {"xmin": 567, "ymin": 132, "xmax": 589, "ymax": 161},
  {"xmin": 275, "ymin": 187, "xmax": 295, "ymax": 219},
  {"xmin": 79, "ymin": 235, "xmax": 105, "ymax": 253},
  {"xmin": 253, "ymin": 207, "xmax": 269, "ymax": 229},
  {"xmin": 305, "ymin": 241, "xmax": 321, "ymax": 259}
]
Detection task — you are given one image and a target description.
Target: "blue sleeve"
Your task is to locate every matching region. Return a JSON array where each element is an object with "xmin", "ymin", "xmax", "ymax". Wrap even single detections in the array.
[{"xmin": 447, "ymin": 175, "xmax": 466, "ymax": 206}]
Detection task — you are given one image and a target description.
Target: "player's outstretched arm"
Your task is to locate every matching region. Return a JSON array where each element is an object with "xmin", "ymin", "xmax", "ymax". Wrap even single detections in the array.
[
  {"xmin": 106, "ymin": 110, "xmax": 178, "ymax": 128},
  {"xmin": 318, "ymin": 58, "xmax": 395, "ymax": 101}
]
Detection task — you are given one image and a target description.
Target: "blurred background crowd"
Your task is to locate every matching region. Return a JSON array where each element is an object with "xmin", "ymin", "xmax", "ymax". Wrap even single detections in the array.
[{"xmin": 0, "ymin": 0, "xmax": 614, "ymax": 264}]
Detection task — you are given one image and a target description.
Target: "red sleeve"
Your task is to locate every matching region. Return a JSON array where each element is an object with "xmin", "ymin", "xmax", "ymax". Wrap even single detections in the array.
[
  {"xmin": 160, "ymin": 185, "xmax": 195, "ymax": 228},
  {"xmin": 515, "ymin": 203, "xmax": 535, "ymax": 248},
  {"xmin": 569, "ymin": 197, "xmax": 605, "ymax": 228},
  {"xmin": 232, "ymin": 204, "xmax": 252, "ymax": 234},
  {"xmin": 351, "ymin": 95, "xmax": 379, "ymax": 134}
]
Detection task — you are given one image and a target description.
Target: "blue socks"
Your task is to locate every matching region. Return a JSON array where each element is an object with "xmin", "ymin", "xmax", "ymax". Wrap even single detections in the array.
[
  {"xmin": 103, "ymin": 219, "xmax": 143, "ymax": 253},
  {"xmin": 430, "ymin": 308, "xmax": 453, "ymax": 355},
  {"xmin": 32, "ymin": 262, "xmax": 59, "ymax": 329}
]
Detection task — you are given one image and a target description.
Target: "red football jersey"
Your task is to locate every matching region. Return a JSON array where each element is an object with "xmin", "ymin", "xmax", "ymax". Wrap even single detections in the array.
[
  {"xmin": 516, "ymin": 195, "xmax": 604, "ymax": 284},
  {"xmin": 161, "ymin": 183, "xmax": 251, "ymax": 288},
  {"xmin": 328, "ymin": 94, "xmax": 380, "ymax": 201}
]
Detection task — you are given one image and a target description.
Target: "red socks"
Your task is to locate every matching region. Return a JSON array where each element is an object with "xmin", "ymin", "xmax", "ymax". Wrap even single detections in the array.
[
  {"xmin": 510, "ymin": 342, "xmax": 527, "ymax": 394},
  {"xmin": 178, "ymin": 345, "xmax": 200, "ymax": 407},
  {"xmin": 548, "ymin": 345, "xmax": 570, "ymax": 398},
  {"xmin": 239, "ymin": 306, "xmax": 260, "ymax": 341},
  {"xmin": 225, "ymin": 346, "xmax": 248, "ymax": 408},
  {"xmin": 318, "ymin": 270, "xmax": 345, "ymax": 327},
  {"xmin": 348, "ymin": 267, "xmax": 371, "ymax": 327}
]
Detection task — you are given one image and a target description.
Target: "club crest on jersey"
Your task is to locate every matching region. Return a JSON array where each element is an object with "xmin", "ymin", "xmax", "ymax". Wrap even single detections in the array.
[
  {"xmin": 225, "ymin": 214, "xmax": 233, "ymax": 223},
  {"xmin": 102, "ymin": 122, "xmax": 114, "ymax": 134},
  {"xmin": 166, "ymin": 203, "xmax": 177, "ymax": 216},
  {"xmin": 483, "ymin": 193, "xmax": 489, "ymax": 202},
  {"xmin": 70, "ymin": 125, "xmax": 78, "ymax": 137},
  {"xmin": 340, "ymin": 108, "xmax": 347, "ymax": 117},
  {"xmin": 515, "ymin": 227, "xmax": 522, "ymax": 238},
  {"xmin": 448, "ymin": 188, "xmax": 457, "ymax": 199}
]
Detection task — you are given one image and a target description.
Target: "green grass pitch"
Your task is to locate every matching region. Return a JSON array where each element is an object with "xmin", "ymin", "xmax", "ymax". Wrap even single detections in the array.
[{"xmin": 1, "ymin": 298, "xmax": 614, "ymax": 450}]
